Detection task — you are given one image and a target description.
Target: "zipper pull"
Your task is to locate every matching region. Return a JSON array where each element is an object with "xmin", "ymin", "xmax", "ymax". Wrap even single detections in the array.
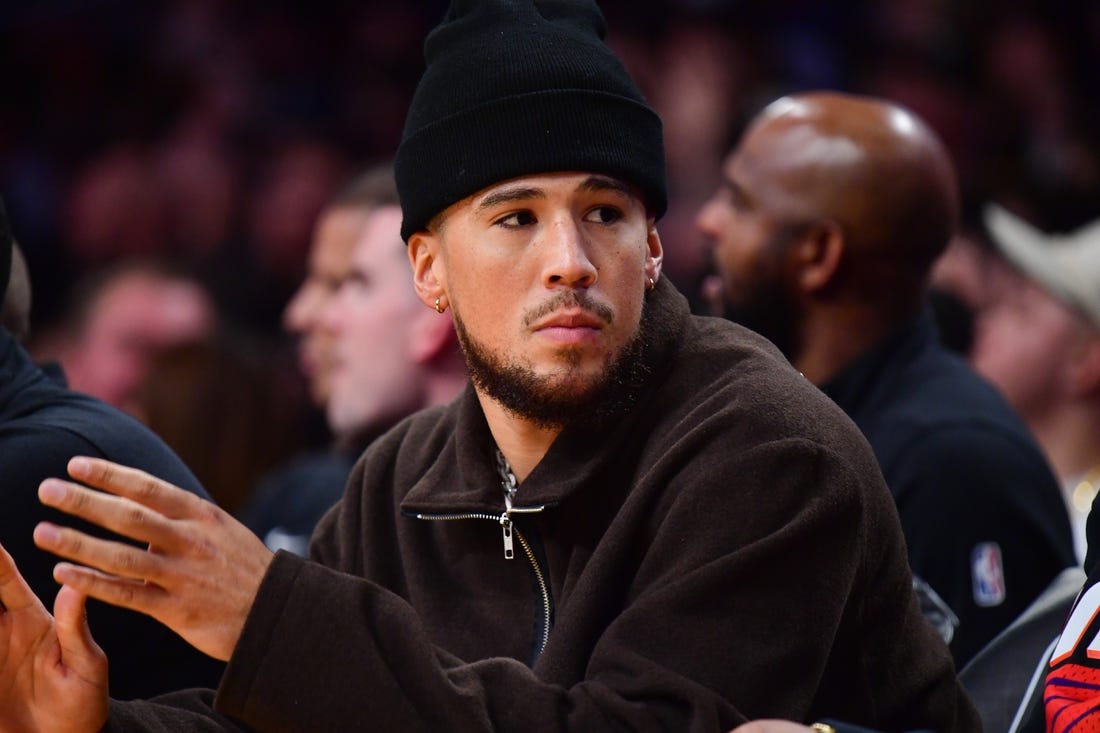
[{"xmin": 501, "ymin": 514, "xmax": 514, "ymax": 560}]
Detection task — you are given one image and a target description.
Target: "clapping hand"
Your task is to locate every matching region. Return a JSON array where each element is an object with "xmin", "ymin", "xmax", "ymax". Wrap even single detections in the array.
[
  {"xmin": 0, "ymin": 542, "xmax": 108, "ymax": 733},
  {"xmin": 34, "ymin": 456, "xmax": 275, "ymax": 661}
]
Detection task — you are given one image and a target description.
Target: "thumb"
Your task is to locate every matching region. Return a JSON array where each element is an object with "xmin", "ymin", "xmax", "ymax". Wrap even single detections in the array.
[{"xmin": 53, "ymin": 585, "xmax": 108, "ymax": 687}]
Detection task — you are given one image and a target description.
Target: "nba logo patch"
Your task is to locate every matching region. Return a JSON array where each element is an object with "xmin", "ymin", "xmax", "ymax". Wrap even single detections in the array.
[{"xmin": 971, "ymin": 542, "xmax": 1006, "ymax": 607}]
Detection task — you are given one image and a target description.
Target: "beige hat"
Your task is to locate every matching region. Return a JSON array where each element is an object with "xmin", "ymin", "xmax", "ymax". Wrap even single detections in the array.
[{"xmin": 984, "ymin": 204, "xmax": 1100, "ymax": 331}]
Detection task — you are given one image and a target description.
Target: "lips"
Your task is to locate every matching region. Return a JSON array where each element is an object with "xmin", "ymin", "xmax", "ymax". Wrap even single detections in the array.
[
  {"xmin": 532, "ymin": 310, "xmax": 606, "ymax": 331},
  {"xmin": 298, "ymin": 337, "xmax": 331, "ymax": 378},
  {"xmin": 297, "ymin": 347, "xmax": 318, "ymax": 377},
  {"xmin": 530, "ymin": 310, "xmax": 607, "ymax": 346}
]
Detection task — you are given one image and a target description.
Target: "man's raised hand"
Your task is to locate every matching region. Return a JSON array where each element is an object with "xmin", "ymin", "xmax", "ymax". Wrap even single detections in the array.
[{"xmin": 34, "ymin": 456, "xmax": 275, "ymax": 661}]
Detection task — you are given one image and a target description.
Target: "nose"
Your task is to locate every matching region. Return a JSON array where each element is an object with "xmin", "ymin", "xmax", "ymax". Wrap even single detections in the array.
[
  {"xmin": 695, "ymin": 197, "xmax": 719, "ymax": 238},
  {"xmin": 283, "ymin": 282, "xmax": 322, "ymax": 334},
  {"xmin": 542, "ymin": 216, "xmax": 597, "ymax": 289}
]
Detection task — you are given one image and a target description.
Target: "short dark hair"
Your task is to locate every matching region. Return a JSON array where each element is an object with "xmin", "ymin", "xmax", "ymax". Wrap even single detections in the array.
[{"xmin": 329, "ymin": 163, "xmax": 399, "ymax": 211}]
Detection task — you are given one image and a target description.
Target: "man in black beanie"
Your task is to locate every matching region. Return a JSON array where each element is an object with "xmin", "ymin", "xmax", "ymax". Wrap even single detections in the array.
[{"xmin": 0, "ymin": 2, "xmax": 977, "ymax": 731}]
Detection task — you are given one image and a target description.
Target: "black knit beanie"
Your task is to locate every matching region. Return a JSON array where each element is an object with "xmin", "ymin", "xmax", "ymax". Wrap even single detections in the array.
[
  {"xmin": 0, "ymin": 197, "xmax": 14, "ymax": 306},
  {"xmin": 395, "ymin": 0, "xmax": 667, "ymax": 241}
]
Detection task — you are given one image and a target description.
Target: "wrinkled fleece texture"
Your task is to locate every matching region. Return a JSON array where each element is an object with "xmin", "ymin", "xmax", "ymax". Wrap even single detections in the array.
[{"xmin": 108, "ymin": 280, "xmax": 978, "ymax": 732}]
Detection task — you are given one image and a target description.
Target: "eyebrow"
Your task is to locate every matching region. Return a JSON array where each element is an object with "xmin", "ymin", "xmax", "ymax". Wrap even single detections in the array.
[
  {"xmin": 475, "ymin": 175, "xmax": 637, "ymax": 214},
  {"xmin": 344, "ymin": 267, "xmax": 369, "ymax": 284},
  {"xmin": 578, "ymin": 175, "xmax": 634, "ymax": 198},
  {"xmin": 476, "ymin": 186, "xmax": 546, "ymax": 212}
]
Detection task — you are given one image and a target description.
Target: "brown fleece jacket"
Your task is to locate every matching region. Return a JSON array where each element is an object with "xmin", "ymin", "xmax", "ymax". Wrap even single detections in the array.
[{"xmin": 109, "ymin": 280, "xmax": 979, "ymax": 732}]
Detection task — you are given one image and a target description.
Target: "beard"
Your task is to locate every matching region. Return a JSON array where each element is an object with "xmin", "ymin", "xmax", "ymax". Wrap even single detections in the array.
[
  {"xmin": 706, "ymin": 223, "xmax": 805, "ymax": 360},
  {"xmin": 718, "ymin": 270, "xmax": 799, "ymax": 360},
  {"xmin": 454, "ymin": 291, "xmax": 651, "ymax": 431}
]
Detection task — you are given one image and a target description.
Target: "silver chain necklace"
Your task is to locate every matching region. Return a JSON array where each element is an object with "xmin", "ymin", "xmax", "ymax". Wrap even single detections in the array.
[{"xmin": 495, "ymin": 448, "xmax": 518, "ymax": 511}]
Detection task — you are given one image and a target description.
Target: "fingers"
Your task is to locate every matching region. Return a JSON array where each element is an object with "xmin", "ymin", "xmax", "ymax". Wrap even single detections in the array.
[
  {"xmin": 0, "ymin": 542, "xmax": 45, "ymax": 615},
  {"xmin": 66, "ymin": 456, "xmax": 207, "ymax": 520},
  {"xmin": 52, "ymin": 586, "xmax": 108, "ymax": 685},
  {"xmin": 52, "ymin": 562, "xmax": 168, "ymax": 619},
  {"xmin": 38, "ymin": 477, "xmax": 185, "ymax": 550},
  {"xmin": 34, "ymin": 523, "xmax": 168, "ymax": 582}
]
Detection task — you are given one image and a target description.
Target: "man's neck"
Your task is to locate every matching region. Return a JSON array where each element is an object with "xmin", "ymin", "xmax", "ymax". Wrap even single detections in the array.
[
  {"xmin": 476, "ymin": 391, "xmax": 561, "ymax": 483},
  {"xmin": 793, "ymin": 305, "xmax": 908, "ymax": 386}
]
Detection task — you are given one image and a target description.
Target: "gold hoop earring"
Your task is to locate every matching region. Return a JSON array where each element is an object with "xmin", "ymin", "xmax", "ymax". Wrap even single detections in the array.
[
  {"xmin": 646, "ymin": 277, "xmax": 656, "ymax": 291},
  {"xmin": 434, "ymin": 297, "xmax": 444, "ymax": 314}
]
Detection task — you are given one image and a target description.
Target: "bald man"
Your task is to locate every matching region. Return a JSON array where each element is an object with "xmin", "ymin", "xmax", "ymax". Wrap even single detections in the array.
[{"xmin": 698, "ymin": 91, "xmax": 1075, "ymax": 665}]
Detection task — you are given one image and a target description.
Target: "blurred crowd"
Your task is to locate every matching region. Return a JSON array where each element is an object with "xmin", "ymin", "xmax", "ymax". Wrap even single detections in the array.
[{"xmin": 0, "ymin": 0, "xmax": 1097, "ymax": 508}]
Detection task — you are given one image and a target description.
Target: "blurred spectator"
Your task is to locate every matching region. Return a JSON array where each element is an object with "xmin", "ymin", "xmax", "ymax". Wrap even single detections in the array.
[
  {"xmin": 971, "ymin": 205, "xmax": 1100, "ymax": 563},
  {"xmin": 697, "ymin": 91, "xmax": 1075, "ymax": 665},
  {"xmin": 317, "ymin": 202, "xmax": 466, "ymax": 449},
  {"xmin": 155, "ymin": 128, "xmax": 243, "ymax": 262},
  {"xmin": 240, "ymin": 165, "xmax": 466, "ymax": 555},
  {"xmin": 36, "ymin": 260, "xmax": 216, "ymax": 417},
  {"xmin": 279, "ymin": 166, "xmax": 383, "ymax": 410},
  {"xmin": 63, "ymin": 145, "xmax": 169, "ymax": 265},
  {"xmin": 231, "ymin": 167, "xmax": 389, "ymax": 555}
]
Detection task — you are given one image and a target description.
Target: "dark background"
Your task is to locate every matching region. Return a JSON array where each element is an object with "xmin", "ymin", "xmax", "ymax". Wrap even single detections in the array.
[{"xmin": 2, "ymin": 0, "xmax": 1097, "ymax": 335}]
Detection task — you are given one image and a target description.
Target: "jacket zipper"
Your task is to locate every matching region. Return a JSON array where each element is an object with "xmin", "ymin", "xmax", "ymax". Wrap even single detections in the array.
[{"xmin": 413, "ymin": 507, "xmax": 553, "ymax": 656}]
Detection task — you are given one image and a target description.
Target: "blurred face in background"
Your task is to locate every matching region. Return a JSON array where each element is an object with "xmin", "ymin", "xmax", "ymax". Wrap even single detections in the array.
[
  {"xmin": 62, "ymin": 270, "xmax": 215, "ymax": 416},
  {"xmin": 696, "ymin": 138, "xmax": 804, "ymax": 358},
  {"xmin": 320, "ymin": 205, "xmax": 428, "ymax": 441},
  {"xmin": 971, "ymin": 270, "xmax": 1095, "ymax": 422},
  {"xmin": 284, "ymin": 205, "xmax": 372, "ymax": 407}
]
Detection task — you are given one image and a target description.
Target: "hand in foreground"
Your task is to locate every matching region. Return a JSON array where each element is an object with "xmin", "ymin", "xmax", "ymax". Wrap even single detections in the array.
[
  {"xmin": 34, "ymin": 456, "xmax": 275, "ymax": 661},
  {"xmin": 729, "ymin": 723, "xmax": 819, "ymax": 733},
  {"xmin": 0, "ymin": 541, "xmax": 108, "ymax": 733}
]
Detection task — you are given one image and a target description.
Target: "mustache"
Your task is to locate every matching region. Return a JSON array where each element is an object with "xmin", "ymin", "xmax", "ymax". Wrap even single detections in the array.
[{"xmin": 523, "ymin": 290, "xmax": 614, "ymax": 327}]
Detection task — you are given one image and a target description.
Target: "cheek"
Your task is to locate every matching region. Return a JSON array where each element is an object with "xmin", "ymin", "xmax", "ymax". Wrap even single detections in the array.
[
  {"xmin": 343, "ymin": 337, "xmax": 383, "ymax": 388},
  {"xmin": 454, "ymin": 276, "xmax": 518, "ymax": 335},
  {"xmin": 972, "ymin": 322, "xmax": 1055, "ymax": 396},
  {"xmin": 715, "ymin": 232, "xmax": 765, "ymax": 288}
]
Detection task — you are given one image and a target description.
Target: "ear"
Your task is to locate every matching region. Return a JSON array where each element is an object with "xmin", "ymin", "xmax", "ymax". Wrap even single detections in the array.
[
  {"xmin": 409, "ymin": 230, "xmax": 447, "ymax": 311},
  {"xmin": 1067, "ymin": 335, "xmax": 1100, "ymax": 399},
  {"xmin": 644, "ymin": 222, "xmax": 664, "ymax": 283},
  {"xmin": 790, "ymin": 220, "xmax": 844, "ymax": 295}
]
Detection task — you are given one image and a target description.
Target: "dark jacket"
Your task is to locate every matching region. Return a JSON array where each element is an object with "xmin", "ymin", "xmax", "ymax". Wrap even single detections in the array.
[
  {"xmin": 0, "ymin": 329, "xmax": 225, "ymax": 698},
  {"xmin": 822, "ymin": 312, "xmax": 1075, "ymax": 666},
  {"xmin": 109, "ymin": 282, "xmax": 978, "ymax": 731}
]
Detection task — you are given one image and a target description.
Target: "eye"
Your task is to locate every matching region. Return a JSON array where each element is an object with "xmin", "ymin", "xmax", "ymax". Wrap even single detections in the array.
[
  {"xmin": 320, "ymin": 275, "xmax": 345, "ymax": 294},
  {"xmin": 584, "ymin": 206, "xmax": 623, "ymax": 225},
  {"xmin": 495, "ymin": 210, "xmax": 537, "ymax": 228},
  {"xmin": 727, "ymin": 185, "xmax": 752, "ymax": 213},
  {"xmin": 336, "ymin": 271, "xmax": 370, "ymax": 295}
]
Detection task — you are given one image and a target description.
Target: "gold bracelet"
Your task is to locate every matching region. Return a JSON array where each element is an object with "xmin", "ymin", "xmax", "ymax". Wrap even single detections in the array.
[{"xmin": 810, "ymin": 724, "xmax": 837, "ymax": 733}]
